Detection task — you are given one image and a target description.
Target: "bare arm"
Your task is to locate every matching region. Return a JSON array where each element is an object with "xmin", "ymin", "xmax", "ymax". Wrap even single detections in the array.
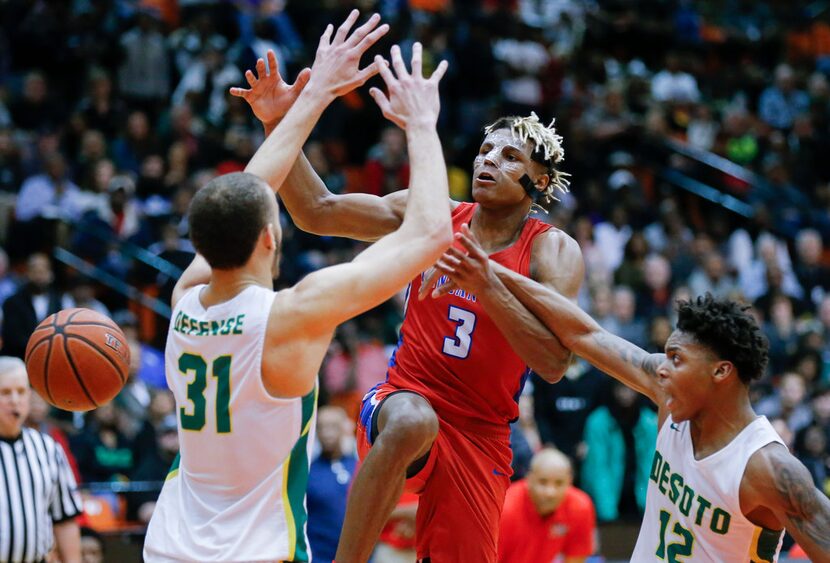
[
  {"xmin": 244, "ymin": 12, "xmax": 387, "ymax": 191},
  {"xmin": 233, "ymin": 44, "xmax": 412, "ymax": 242},
  {"xmin": 434, "ymin": 226, "xmax": 666, "ymax": 403},
  {"xmin": 742, "ymin": 443, "xmax": 830, "ymax": 562},
  {"xmin": 53, "ymin": 519, "xmax": 81, "ymax": 563},
  {"xmin": 426, "ymin": 228, "xmax": 584, "ymax": 382},
  {"xmin": 271, "ymin": 45, "xmax": 452, "ymax": 342},
  {"xmin": 496, "ymin": 260, "xmax": 665, "ymax": 405}
]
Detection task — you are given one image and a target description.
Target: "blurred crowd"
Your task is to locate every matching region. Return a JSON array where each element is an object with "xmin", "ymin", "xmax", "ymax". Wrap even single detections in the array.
[{"xmin": 2, "ymin": 0, "xmax": 830, "ymax": 558}]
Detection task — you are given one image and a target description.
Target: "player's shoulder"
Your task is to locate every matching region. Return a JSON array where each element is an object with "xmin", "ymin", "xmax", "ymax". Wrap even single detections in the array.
[
  {"xmin": 531, "ymin": 227, "xmax": 583, "ymax": 273},
  {"xmin": 741, "ymin": 440, "xmax": 811, "ymax": 515}
]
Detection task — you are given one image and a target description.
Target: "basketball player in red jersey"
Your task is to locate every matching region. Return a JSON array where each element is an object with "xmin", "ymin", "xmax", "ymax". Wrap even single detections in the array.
[{"xmin": 233, "ymin": 52, "xmax": 583, "ymax": 562}]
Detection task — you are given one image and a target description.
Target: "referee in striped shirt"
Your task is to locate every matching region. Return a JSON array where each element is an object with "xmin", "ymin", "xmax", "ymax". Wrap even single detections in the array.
[{"xmin": 0, "ymin": 356, "xmax": 81, "ymax": 562}]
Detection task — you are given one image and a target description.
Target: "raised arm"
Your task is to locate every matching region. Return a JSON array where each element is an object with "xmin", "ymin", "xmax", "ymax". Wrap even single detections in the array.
[
  {"xmin": 272, "ymin": 44, "xmax": 452, "ymax": 337},
  {"xmin": 742, "ymin": 443, "xmax": 830, "ymax": 562},
  {"xmin": 436, "ymin": 226, "xmax": 666, "ymax": 405},
  {"xmin": 243, "ymin": 10, "xmax": 388, "ymax": 191},
  {"xmin": 172, "ymin": 12, "xmax": 388, "ymax": 305},
  {"xmin": 232, "ymin": 42, "xmax": 412, "ymax": 242}
]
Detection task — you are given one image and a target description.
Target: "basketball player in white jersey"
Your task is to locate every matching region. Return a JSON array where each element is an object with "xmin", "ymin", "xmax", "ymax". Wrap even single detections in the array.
[
  {"xmin": 430, "ymin": 228, "xmax": 830, "ymax": 562},
  {"xmin": 143, "ymin": 12, "xmax": 453, "ymax": 562}
]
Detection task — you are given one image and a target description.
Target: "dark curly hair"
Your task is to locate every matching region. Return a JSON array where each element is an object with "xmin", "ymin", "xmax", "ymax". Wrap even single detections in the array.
[
  {"xmin": 675, "ymin": 294, "xmax": 769, "ymax": 384},
  {"xmin": 189, "ymin": 172, "xmax": 275, "ymax": 270}
]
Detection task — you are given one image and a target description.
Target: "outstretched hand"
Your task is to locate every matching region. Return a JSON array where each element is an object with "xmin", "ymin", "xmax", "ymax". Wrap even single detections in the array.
[
  {"xmin": 307, "ymin": 10, "xmax": 390, "ymax": 100},
  {"xmin": 418, "ymin": 224, "xmax": 494, "ymax": 300},
  {"xmin": 370, "ymin": 42, "xmax": 448, "ymax": 129},
  {"xmin": 229, "ymin": 50, "xmax": 311, "ymax": 126}
]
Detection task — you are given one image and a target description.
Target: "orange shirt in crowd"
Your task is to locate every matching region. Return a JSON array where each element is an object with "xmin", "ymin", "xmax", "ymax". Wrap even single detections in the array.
[{"xmin": 498, "ymin": 481, "xmax": 596, "ymax": 563}]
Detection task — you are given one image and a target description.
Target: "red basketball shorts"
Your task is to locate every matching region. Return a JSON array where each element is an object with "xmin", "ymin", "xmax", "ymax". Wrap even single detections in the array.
[{"xmin": 357, "ymin": 382, "xmax": 513, "ymax": 562}]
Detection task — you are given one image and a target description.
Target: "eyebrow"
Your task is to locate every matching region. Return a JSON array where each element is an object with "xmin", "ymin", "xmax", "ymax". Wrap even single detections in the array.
[{"xmin": 665, "ymin": 345, "xmax": 681, "ymax": 354}]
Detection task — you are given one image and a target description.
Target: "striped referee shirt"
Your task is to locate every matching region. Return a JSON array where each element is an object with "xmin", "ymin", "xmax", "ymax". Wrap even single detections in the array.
[{"xmin": 0, "ymin": 427, "xmax": 82, "ymax": 563}]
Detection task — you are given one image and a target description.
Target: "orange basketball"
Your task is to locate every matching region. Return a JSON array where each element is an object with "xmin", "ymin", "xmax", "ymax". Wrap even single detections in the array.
[{"xmin": 24, "ymin": 308, "xmax": 130, "ymax": 411}]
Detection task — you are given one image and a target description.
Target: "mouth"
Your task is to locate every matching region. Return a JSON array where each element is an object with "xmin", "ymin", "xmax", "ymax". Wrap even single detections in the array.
[{"xmin": 474, "ymin": 171, "xmax": 497, "ymax": 185}]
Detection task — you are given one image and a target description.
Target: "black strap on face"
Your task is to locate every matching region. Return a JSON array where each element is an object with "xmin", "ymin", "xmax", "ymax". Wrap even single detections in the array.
[{"xmin": 519, "ymin": 174, "xmax": 541, "ymax": 202}]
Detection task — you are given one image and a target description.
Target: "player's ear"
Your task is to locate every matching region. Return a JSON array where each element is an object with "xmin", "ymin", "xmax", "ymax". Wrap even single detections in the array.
[
  {"xmin": 263, "ymin": 223, "xmax": 277, "ymax": 250},
  {"xmin": 534, "ymin": 173, "xmax": 550, "ymax": 193},
  {"xmin": 712, "ymin": 361, "xmax": 734, "ymax": 383}
]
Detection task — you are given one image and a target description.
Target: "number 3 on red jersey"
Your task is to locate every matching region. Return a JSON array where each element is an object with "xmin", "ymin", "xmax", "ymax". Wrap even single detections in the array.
[{"xmin": 442, "ymin": 305, "xmax": 477, "ymax": 359}]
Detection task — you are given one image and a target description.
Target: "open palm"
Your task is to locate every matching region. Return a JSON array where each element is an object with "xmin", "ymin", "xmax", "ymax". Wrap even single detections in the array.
[{"xmin": 230, "ymin": 50, "xmax": 311, "ymax": 125}]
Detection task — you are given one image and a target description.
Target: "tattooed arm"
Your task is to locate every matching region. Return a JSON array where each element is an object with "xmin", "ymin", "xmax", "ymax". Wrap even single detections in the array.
[
  {"xmin": 742, "ymin": 443, "xmax": 830, "ymax": 562},
  {"xmin": 491, "ymin": 260, "xmax": 667, "ymax": 408}
]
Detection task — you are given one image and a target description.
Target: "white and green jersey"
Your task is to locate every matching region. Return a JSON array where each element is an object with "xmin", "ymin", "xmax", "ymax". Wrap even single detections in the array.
[
  {"xmin": 631, "ymin": 415, "xmax": 784, "ymax": 563},
  {"xmin": 144, "ymin": 284, "xmax": 317, "ymax": 563}
]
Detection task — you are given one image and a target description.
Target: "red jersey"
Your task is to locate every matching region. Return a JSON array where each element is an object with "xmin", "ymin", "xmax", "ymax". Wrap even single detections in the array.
[
  {"xmin": 498, "ymin": 481, "xmax": 596, "ymax": 563},
  {"xmin": 386, "ymin": 202, "xmax": 552, "ymax": 431}
]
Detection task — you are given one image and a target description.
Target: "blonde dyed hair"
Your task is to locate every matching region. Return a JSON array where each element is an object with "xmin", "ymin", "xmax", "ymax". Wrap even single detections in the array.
[{"xmin": 484, "ymin": 111, "xmax": 571, "ymax": 208}]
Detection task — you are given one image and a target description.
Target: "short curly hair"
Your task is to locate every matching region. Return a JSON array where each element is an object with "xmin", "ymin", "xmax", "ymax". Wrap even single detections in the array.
[{"xmin": 675, "ymin": 294, "xmax": 768, "ymax": 384}]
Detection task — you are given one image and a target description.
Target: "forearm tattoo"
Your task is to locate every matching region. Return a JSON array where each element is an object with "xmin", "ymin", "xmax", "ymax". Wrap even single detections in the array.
[
  {"xmin": 591, "ymin": 332, "xmax": 662, "ymax": 377},
  {"xmin": 774, "ymin": 461, "xmax": 830, "ymax": 551}
]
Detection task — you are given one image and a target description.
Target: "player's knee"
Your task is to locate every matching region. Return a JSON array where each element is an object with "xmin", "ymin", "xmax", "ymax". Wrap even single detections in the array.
[{"xmin": 383, "ymin": 406, "xmax": 439, "ymax": 454}]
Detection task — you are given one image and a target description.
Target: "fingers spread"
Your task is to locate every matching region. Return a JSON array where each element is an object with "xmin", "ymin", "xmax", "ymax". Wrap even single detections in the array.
[
  {"xmin": 411, "ymin": 42, "xmax": 423, "ymax": 77},
  {"xmin": 267, "ymin": 50, "xmax": 279, "ymax": 77},
  {"xmin": 390, "ymin": 44, "xmax": 408, "ymax": 78},
  {"xmin": 376, "ymin": 54, "xmax": 397, "ymax": 86},
  {"xmin": 319, "ymin": 24, "xmax": 334, "ymax": 48},
  {"xmin": 245, "ymin": 69, "xmax": 257, "ymax": 88},
  {"xmin": 334, "ymin": 9, "xmax": 360, "ymax": 44},
  {"xmin": 228, "ymin": 87, "xmax": 249, "ymax": 99},
  {"xmin": 256, "ymin": 57, "xmax": 267, "ymax": 80},
  {"xmin": 356, "ymin": 23, "xmax": 389, "ymax": 53},
  {"xmin": 430, "ymin": 59, "xmax": 449, "ymax": 83},
  {"xmin": 293, "ymin": 68, "xmax": 312, "ymax": 90},
  {"xmin": 346, "ymin": 12, "xmax": 381, "ymax": 49}
]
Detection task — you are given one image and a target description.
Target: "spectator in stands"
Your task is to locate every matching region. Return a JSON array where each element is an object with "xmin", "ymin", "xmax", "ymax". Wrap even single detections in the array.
[
  {"xmin": 637, "ymin": 254, "xmax": 673, "ymax": 320},
  {"xmin": 498, "ymin": 449, "xmax": 596, "ymax": 563},
  {"xmin": 15, "ymin": 152, "xmax": 84, "ymax": 223},
  {"xmin": 794, "ymin": 422, "xmax": 829, "ymax": 491},
  {"xmin": 650, "ymin": 52, "xmax": 700, "ymax": 103},
  {"xmin": 8, "ymin": 71, "xmax": 62, "ymax": 132},
  {"xmin": 610, "ymin": 285, "xmax": 648, "ymax": 349},
  {"xmin": 71, "ymin": 402, "xmax": 134, "ymax": 483},
  {"xmin": 759, "ymin": 64, "xmax": 810, "ymax": 131},
  {"xmin": 0, "ymin": 127, "xmax": 23, "ymax": 193},
  {"xmin": 594, "ymin": 204, "xmax": 632, "ymax": 272},
  {"xmin": 113, "ymin": 310, "xmax": 166, "ymax": 389},
  {"xmin": 111, "ymin": 110, "xmax": 159, "ymax": 175},
  {"xmin": 26, "ymin": 390, "xmax": 81, "ymax": 482},
  {"xmin": 614, "ymin": 232, "xmax": 649, "ymax": 292},
  {"xmin": 794, "ymin": 228, "xmax": 830, "ymax": 305},
  {"xmin": 756, "ymin": 372, "xmax": 813, "ymax": 434},
  {"xmin": 532, "ymin": 363, "xmax": 604, "ymax": 461},
  {"xmin": 363, "ymin": 126, "xmax": 409, "ymax": 197},
  {"xmin": 581, "ymin": 382, "xmax": 657, "ymax": 522},
  {"xmin": 172, "ymin": 35, "xmax": 242, "ymax": 125},
  {"xmin": 132, "ymin": 389, "xmax": 175, "ymax": 467},
  {"xmin": 688, "ymin": 251, "xmax": 738, "ymax": 299},
  {"xmin": 128, "ymin": 414, "xmax": 179, "ymax": 523},
  {"xmin": 763, "ymin": 295, "xmax": 801, "ymax": 374},
  {"xmin": 117, "ymin": 7, "xmax": 170, "ymax": 115},
  {"xmin": 307, "ymin": 406, "xmax": 357, "ymax": 563},
  {"xmin": 76, "ymin": 68, "xmax": 125, "ymax": 140},
  {"xmin": 1, "ymin": 253, "xmax": 71, "ymax": 358}
]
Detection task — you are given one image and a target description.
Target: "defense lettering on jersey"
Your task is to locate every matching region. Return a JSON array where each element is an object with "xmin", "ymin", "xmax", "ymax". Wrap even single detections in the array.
[
  {"xmin": 173, "ymin": 311, "xmax": 247, "ymax": 336},
  {"xmin": 649, "ymin": 450, "xmax": 731, "ymax": 535}
]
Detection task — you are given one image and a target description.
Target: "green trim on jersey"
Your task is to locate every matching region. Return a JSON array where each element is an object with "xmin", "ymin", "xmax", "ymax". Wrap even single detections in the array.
[
  {"xmin": 750, "ymin": 527, "xmax": 783, "ymax": 563},
  {"xmin": 166, "ymin": 453, "xmax": 181, "ymax": 481},
  {"xmin": 281, "ymin": 385, "xmax": 318, "ymax": 562}
]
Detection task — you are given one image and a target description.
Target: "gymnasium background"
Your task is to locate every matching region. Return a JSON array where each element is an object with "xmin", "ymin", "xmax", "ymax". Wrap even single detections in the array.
[{"xmin": 1, "ymin": 0, "xmax": 829, "ymax": 560}]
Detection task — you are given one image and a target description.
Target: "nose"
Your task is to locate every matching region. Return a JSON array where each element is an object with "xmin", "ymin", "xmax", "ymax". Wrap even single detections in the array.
[{"xmin": 656, "ymin": 358, "xmax": 670, "ymax": 379}]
